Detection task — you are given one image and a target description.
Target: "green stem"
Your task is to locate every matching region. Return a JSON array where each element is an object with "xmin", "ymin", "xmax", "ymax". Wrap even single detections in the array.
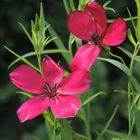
[
  {"xmin": 86, "ymin": 103, "xmax": 91, "ymax": 140},
  {"xmin": 52, "ymin": 118, "xmax": 57, "ymax": 140},
  {"xmin": 128, "ymin": 43, "xmax": 140, "ymax": 139},
  {"xmin": 69, "ymin": 0, "xmax": 76, "ymax": 10},
  {"xmin": 63, "ymin": 0, "xmax": 70, "ymax": 15},
  {"xmin": 38, "ymin": 52, "xmax": 43, "ymax": 75},
  {"xmin": 84, "ymin": 94, "xmax": 91, "ymax": 140},
  {"xmin": 109, "ymin": 51, "xmax": 125, "ymax": 65},
  {"xmin": 68, "ymin": 34, "xmax": 74, "ymax": 61}
]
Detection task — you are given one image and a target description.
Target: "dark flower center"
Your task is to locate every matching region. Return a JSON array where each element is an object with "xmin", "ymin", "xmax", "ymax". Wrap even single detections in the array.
[
  {"xmin": 89, "ymin": 32, "xmax": 102, "ymax": 46},
  {"xmin": 41, "ymin": 83, "xmax": 59, "ymax": 98}
]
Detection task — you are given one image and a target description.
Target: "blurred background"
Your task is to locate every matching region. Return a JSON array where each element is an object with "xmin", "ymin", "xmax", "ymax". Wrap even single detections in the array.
[{"xmin": 0, "ymin": 0, "xmax": 138, "ymax": 139}]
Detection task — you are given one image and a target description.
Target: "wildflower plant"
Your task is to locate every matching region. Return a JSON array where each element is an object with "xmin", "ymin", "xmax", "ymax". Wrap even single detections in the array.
[{"xmin": 5, "ymin": 0, "xmax": 140, "ymax": 140}]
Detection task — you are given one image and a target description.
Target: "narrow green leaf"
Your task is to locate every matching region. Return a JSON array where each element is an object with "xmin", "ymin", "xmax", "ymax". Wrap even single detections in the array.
[
  {"xmin": 63, "ymin": 0, "xmax": 70, "ymax": 15},
  {"xmin": 118, "ymin": 47, "xmax": 140, "ymax": 62},
  {"xmin": 68, "ymin": 34, "xmax": 75, "ymax": 59},
  {"xmin": 43, "ymin": 111, "xmax": 55, "ymax": 126},
  {"xmin": 104, "ymin": 7, "xmax": 116, "ymax": 13},
  {"xmin": 43, "ymin": 111, "xmax": 55, "ymax": 140},
  {"xmin": 8, "ymin": 49, "xmax": 69, "ymax": 68},
  {"xmin": 75, "ymin": 37, "xmax": 82, "ymax": 48},
  {"xmin": 16, "ymin": 91, "xmax": 33, "ymax": 98},
  {"xmin": 46, "ymin": 21, "xmax": 70, "ymax": 63},
  {"xmin": 118, "ymin": 47, "xmax": 132, "ymax": 57},
  {"xmin": 108, "ymin": 16, "xmax": 137, "ymax": 23},
  {"xmin": 18, "ymin": 22, "xmax": 34, "ymax": 45},
  {"xmin": 69, "ymin": 0, "xmax": 76, "ymax": 10},
  {"xmin": 127, "ymin": 8, "xmax": 136, "ymax": 31},
  {"xmin": 135, "ymin": 111, "xmax": 140, "ymax": 137},
  {"xmin": 97, "ymin": 106, "xmax": 119, "ymax": 139},
  {"xmin": 114, "ymin": 90, "xmax": 140, "ymax": 96},
  {"xmin": 103, "ymin": 0, "xmax": 112, "ymax": 7},
  {"xmin": 73, "ymin": 131, "xmax": 88, "ymax": 140},
  {"xmin": 4, "ymin": 46, "xmax": 40, "ymax": 72},
  {"xmin": 79, "ymin": 0, "xmax": 95, "ymax": 10},
  {"xmin": 82, "ymin": 92, "xmax": 105, "ymax": 106},
  {"xmin": 39, "ymin": 3, "xmax": 45, "ymax": 32},
  {"xmin": 136, "ymin": 0, "xmax": 140, "ymax": 41},
  {"xmin": 60, "ymin": 120, "xmax": 73, "ymax": 140},
  {"xmin": 127, "ymin": 29, "xmax": 137, "ymax": 47},
  {"xmin": 107, "ymin": 130, "xmax": 136, "ymax": 140},
  {"xmin": 98, "ymin": 57, "xmax": 140, "ymax": 92},
  {"xmin": 32, "ymin": 30, "xmax": 38, "ymax": 46},
  {"xmin": 43, "ymin": 36, "xmax": 54, "ymax": 47}
]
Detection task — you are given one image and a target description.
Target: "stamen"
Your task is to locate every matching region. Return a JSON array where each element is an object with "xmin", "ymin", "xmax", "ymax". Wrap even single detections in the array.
[
  {"xmin": 42, "ymin": 83, "xmax": 58, "ymax": 98},
  {"xmin": 89, "ymin": 32, "xmax": 102, "ymax": 46}
]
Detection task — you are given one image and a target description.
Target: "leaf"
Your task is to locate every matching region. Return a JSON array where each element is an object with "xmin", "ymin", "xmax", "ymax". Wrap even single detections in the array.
[
  {"xmin": 127, "ymin": 29, "xmax": 137, "ymax": 47},
  {"xmin": 16, "ymin": 91, "xmax": 33, "ymax": 98},
  {"xmin": 43, "ymin": 111, "xmax": 56, "ymax": 140},
  {"xmin": 135, "ymin": 111, "xmax": 140, "ymax": 138},
  {"xmin": 103, "ymin": 1, "xmax": 115, "ymax": 13},
  {"xmin": 104, "ymin": 7, "xmax": 116, "ymax": 13},
  {"xmin": 39, "ymin": 3, "xmax": 45, "ymax": 32},
  {"xmin": 4, "ymin": 45, "xmax": 40, "ymax": 72},
  {"xmin": 114, "ymin": 89, "xmax": 140, "ymax": 96},
  {"xmin": 8, "ymin": 49, "xmax": 69, "ymax": 68},
  {"xmin": 73, "ymin": 131, "xmax": 88, "ymax": 140},
  {"xmin": 136, "ymin": 0, "xmax": 140, "ymax": 41},
  {"xmin": 118, "ymin": 47, "xmax": 140, "ymax": 62},
  {"xmin": 107, "ymin": 130, "xmax": 136, "ymax": 140},
  {"xmin": 127, "ymin": 8, "xmax": 136, "ymax": 31},
  {"xmin": 98, "ymin": 57, "xmax": 140, "ymax": 92},
  {"xmin": 103, "ymin": 0, "xmax": 112, "ymax": 7},
  {"xmin": 108, "ymin": 17, "xmax": 137, "ymax": 23},
  {"xmin": 46, "ymin": 21, "xmax": 70, "ymax": 63},
  {"xmin": 63, "ymin": 0, "xmax": 70, "ymax": 15},
  {"xmin": 75, "ymin": 37, "xmax": 82, "ymax": 49},
  {"xmin": 68, "ymin": 34, "xmax": 75, "ymax": 59},
  {"xmin": 97, "ymin": 106, "xmax": 119, "ymax": 139},
  {"xmin": 18, "ymin": 22, "xmax": 34, "ymax": 46},
  {"xmin": 82, "ymin": 91, "xmax": 105, "ymax": 106},
  {"xmin": 69, "ymin": 0, "xmax": 76, "ymax": 10},
  {"xmin": 60, "ymin": 120, "xmax": 73, "ymax": 140}
]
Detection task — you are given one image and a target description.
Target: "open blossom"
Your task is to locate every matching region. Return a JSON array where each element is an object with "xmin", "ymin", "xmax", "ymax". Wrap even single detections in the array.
[
  {"xmin": 68, "ymin": 2, "xmax": 127, "ymax": 71},
  {"xmin": 9, "ymin": 56, "xmax": 90, "ymax": 123}
]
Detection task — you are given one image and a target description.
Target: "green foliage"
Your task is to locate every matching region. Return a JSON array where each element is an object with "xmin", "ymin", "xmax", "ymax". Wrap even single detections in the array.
[{"xmin": 136, "ymin": 0, "xmax": 140, "ymax": 41}]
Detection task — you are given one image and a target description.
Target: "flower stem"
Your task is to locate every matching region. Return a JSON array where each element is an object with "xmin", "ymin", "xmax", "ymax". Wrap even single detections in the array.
[
  {"xmin": 86, "ymin": 103, "xmax": 91, "ymax": 140},
  {"xmin": 109, "ymin": 51, "xmax": 125, "ymax": 65},
  {"xmin": 127, "ymin": 43, "xmax": 140, "ymax": 139},
  {"xmin": 37, "ymin": 51, "xmax": 43, "ymax": 75}
]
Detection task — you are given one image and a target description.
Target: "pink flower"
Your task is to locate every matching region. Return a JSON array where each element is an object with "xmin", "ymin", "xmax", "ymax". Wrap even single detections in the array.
[
  {"xmin": 9, "ymin": 56, "xmax": 90, "ymax": 123},
  {"xmin": 67, "ymin": 2, "xmax": 127, "ymax": 70}
]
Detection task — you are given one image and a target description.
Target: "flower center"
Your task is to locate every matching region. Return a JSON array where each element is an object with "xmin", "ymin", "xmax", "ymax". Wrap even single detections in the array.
[
  {"xmin": 41, "ymin": 83, "xmax": 58, "ymax": 98},
  {"xmin": 89, "ymin": 32, "xmax": 102, "ymax": 46}
]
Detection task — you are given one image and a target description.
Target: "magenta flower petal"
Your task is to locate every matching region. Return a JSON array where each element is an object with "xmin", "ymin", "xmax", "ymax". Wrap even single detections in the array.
[
  {"xmin": 67, "ymin": 11, "xmax": 96, "ymax": 41},
  {"xmin": 10, "ymin": 65, "xmax": 44, "ymax": 94},
  {"xmin": 42, "ymin": 56, "xmax": 64, "ymax": 86},
  {"xmin": 70, "ymin": 44, "xmax": 101, "ymax": 71},
  {"xmin": 50, "ymin": 95, "xmax": 81, "ymax": 118},
  {"xmin": 17, "ymin": 96, "xmax": 50, "ymax": 123},
  {"xmin": 85, "ymin": 2, "xmax": 107, "ymax": 35},
  {"xmin": 58, "ymin": 69, "xmax": 90, "ymax": 95},
  {"xmin": 103, "ymin": 18, "xmax": 127, "ymax": 46}
]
